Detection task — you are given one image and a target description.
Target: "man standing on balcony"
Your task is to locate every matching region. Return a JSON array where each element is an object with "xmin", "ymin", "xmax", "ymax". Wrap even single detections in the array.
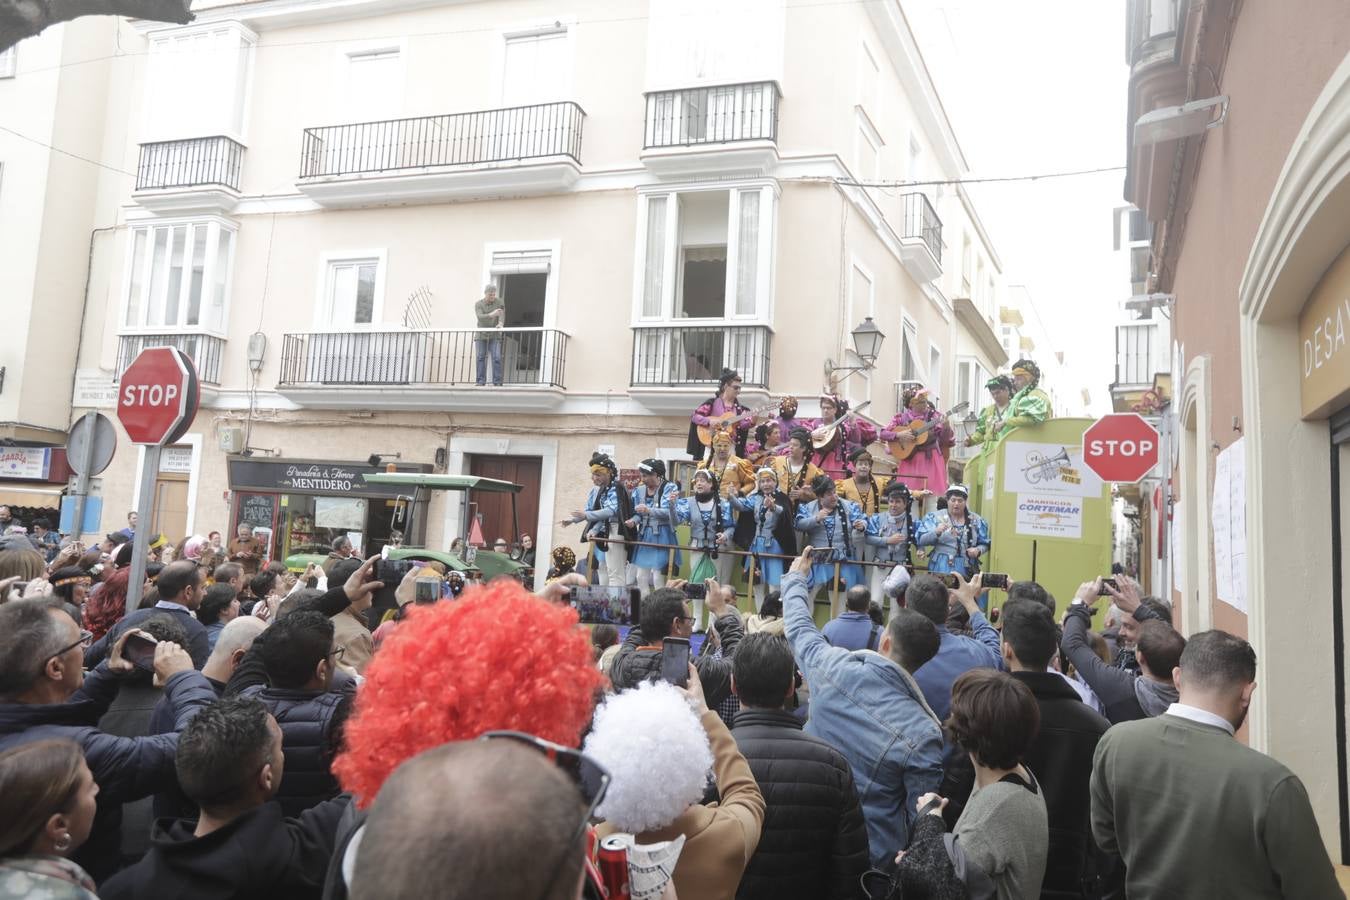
[{"xmin": 474, "ymin": 283, "xmax": 505, "ymax": 387}]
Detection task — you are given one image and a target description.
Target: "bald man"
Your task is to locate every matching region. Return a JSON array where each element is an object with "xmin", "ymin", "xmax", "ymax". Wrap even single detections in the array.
[{"xmin": 350, "ymin": 741, "xmax": 590, "ymax": 900}]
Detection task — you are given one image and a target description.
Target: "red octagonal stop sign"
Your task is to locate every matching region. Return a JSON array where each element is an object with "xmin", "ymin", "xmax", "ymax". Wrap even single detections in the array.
[
  {"xmin": 117, "ymin": 347, "xmax": 201, "ymax": 445},
  {"xmin": 1082, "ymin": 413, "xmax": 1160, "ymax": 483}
]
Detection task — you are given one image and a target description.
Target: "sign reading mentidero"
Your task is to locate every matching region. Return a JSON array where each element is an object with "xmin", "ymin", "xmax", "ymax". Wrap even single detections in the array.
[{"xmin": 227, "ymin": 458, "xmax": 430, "ymax": 498}]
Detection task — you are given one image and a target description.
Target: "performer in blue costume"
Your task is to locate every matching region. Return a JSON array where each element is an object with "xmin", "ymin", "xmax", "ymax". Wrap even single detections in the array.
[
  {"xmin": 794, "ymin": 474, "xmax": 868, "ymax": 613},
  {"xmin": 559, "ymin": 452, "xmax": 634, "ymax": 587},
  {"xmin": 916, "ymin": 483, "xmax": 989, "ymax": 578},
  {"xmin": 866, "ymin": 481, "xmax": 919, "ymax": 616},
  {"xmin": 625, "ymin": 458, "xmax": 681, "ymax": 592},
  {"xmin": 670, "ymin": 468, "xmax": 734, "ymax": 629},
  {"xmin": 731, "ymin": 467, "xmax": 797, "ymax": 610}
]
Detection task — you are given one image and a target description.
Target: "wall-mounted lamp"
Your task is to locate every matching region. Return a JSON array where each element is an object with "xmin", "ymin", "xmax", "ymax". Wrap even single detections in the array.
[
  {"xmin": 368, "ymin": 452, "xmax": 403, "ymax": 469},
  {"xmin": 824, "ymin": 317, "xmax": 886, "ymax": 387}
]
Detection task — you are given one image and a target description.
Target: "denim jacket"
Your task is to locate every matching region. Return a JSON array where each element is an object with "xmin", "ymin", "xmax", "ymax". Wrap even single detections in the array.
[{"xmin": 782, "ymin": 572, "xmax": 944, "ymax": 865}]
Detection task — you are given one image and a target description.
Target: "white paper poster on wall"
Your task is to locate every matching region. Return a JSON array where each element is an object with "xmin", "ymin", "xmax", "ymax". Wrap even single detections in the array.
[
  {"xmin": 1002, "ymin": 441, "xmax": 1105, "ymax": 498},
  {"xmin": 1014, "ymin": 494, "xmax": 1083, "ymax": 540},
  {"xmin": 1210, "ymin": 438, "xmax": 1248, "ymax": 614}
]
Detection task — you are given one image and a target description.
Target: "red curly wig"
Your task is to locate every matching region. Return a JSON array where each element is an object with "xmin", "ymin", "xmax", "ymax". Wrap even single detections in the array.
[
  {"xmin": 333, "ymin": 580, "xmax": 604, "ymax": 807},
  {"xmin": 85, "ymin": 567, "xmax": 130, "ymax": 641}
]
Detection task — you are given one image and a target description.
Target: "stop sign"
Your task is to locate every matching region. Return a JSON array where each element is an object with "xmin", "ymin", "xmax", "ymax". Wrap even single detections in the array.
[
  {"xmin": 1081, "ymin": 413, "xmax": 1160, "ymax": 483},
  {"xmin": 117, "ymin": 347, "xmax": 201, "ymax": 445}
]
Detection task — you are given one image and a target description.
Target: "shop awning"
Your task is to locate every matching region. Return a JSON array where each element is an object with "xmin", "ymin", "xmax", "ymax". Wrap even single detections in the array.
[
  {"xmin": 0, "ymin": 484, "xmax": 63, "ymax": 508},
  {"xmin": 361, "ymin": 473, "xmax": 523, "ymax": 494}
]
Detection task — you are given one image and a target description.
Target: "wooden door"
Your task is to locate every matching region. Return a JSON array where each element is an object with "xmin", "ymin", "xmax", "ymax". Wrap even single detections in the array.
[
  {"xmin": 468, "ymin": 455, "xmax": 541, "ymax": 547},
  {"xmin": 153, "ymin": 478, "xmax": 189, "ymax": 543}
]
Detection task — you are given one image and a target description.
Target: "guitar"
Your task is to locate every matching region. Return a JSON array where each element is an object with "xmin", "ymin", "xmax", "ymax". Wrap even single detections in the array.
[
  {"xmin": 696, "ymin": 403, "xmax": 779, "ymax": 448},
  {"xmin": 886, "ymin": 401, "xmax": 970, "ymax": 461},
  {"xmin": 810, "ymin": 402, "xmax": 873, "ymax": 452}
]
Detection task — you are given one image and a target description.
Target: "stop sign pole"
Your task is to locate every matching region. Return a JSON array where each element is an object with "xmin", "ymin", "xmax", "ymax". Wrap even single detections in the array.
[{"xmin": 117, "ymin": 347, "xmax": 200, "ymax": 612}]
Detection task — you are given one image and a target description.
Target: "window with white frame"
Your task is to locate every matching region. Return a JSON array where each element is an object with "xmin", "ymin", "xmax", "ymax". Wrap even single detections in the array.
[
  {"xmin": 636, "ymin": 186, "xmax": 775, "ymax": 322},
  {"xmin": 854, "ymin": 112, "xmax": 881, "ymax": 182},
  {"xmin": 900, "ymin": 318, "xmax": 921, "ymax": 383},
  {"xmin": 489, "ymin": 248, "xmax": 552, "ymax": 328},
  {"xmin": 956, "ymin": 359, "xmax": 974, "ymax": 410},
  {"xmin": 961, "ymin": 234, "xmax": 972, "ymax": 294},
  {"xmin": 123, "ymin": 220, "xmax": 235, "ymax": 333},
  {"xmin": 503, "ymin": 28, "xmax": 570, "ymax": 105},
  {"xmin": 344, "ymin": 48, "xmax": 402, "ymax": 122},
  {"xmin": 0, "ymin": 44, "xmax": 16, "ymax": 78},
  {"xmin": 928, "ymin": 344, "xmax": 943, "ymax": 398},
  {"xmin": 144, "ymin": 24, "xmax": 254, "ymax": 141},
  {"xmin": 321, "ymin": 256, "xmax": 383, "ymax": 326}
]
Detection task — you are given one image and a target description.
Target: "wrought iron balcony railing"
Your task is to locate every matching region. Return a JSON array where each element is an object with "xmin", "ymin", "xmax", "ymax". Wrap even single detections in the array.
[
  {"xmin": 630, "ymin": 324, "xmax": 771, "ymax": 388},
  {"xmin": 901, "ymin": 192, "xmax": 943, "ymax": 266},
  {"xmin": 136, "ymin": 136, "xmax": 244, "ymax": 192},
  {"xmin": 300, "ymin": 102, "xmax": 585, "ymax": 178},
  {"xmin": 117, "ymin": 333, "xmax": 225, "ymax": 385},
  {"xmin": 278, "ymin": 328, "xmax": 569, "ymax": 388},
  {"xmin": 644, "ymin": 81, "xmax": 780, "ymax": 149}
]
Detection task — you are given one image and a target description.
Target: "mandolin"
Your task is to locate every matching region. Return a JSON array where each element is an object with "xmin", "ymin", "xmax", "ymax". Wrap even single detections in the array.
[
  {"xmin": 697, "ymin": 403, "xmax": 779, "ymax": 447},
  {"xmin": 886, "ymin": 401, "xmax": 970, "ymax": 461},
  {"xmin": 810, "ymin": 402, "xmax": 873, "ymax": 452}
]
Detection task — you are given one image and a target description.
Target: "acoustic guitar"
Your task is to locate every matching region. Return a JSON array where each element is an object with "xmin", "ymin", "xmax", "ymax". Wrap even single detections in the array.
[
  {"xmin": 697, "ymin": 403, "xmax": 779, "ymax": 448},
  {"xmin": 886, "ymin": 402, "xmax": 970, "ymax": 461}
]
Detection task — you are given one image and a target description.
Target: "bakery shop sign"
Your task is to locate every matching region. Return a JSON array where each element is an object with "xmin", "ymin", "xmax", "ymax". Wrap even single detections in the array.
[{"xmin": 227, "ymin": 458, "xmax": 430, "ymax": 498}]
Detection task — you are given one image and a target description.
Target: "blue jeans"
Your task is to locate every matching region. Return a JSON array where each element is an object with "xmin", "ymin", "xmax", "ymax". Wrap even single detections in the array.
[{"xmin": 474, "ymin": 337, "xmax": 502, "ymax": 385}]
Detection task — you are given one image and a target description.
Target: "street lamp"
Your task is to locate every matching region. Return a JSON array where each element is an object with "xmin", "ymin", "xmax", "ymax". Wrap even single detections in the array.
[{"xmin": 824, "ymin": 317, "xmax": 886, "ymax": 387}]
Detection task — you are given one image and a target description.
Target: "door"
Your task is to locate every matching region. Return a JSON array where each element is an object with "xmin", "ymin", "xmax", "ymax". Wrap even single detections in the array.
[
  {"xmin": 468, "ymin": 455, "xmax": 542, "ymax": 549},
  {"xmin": 152, "ymin": 478, "xmax": 189, "ymax": 543},
  {"xmin": 1329, "ymin": 411, "xmax": 1350, "ymax": 862}
]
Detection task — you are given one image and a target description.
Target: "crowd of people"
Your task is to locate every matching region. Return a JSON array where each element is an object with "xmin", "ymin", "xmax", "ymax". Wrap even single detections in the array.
[{"xmin": 0, "ymin": 497, "xmax": 1341, "ymax": 899}]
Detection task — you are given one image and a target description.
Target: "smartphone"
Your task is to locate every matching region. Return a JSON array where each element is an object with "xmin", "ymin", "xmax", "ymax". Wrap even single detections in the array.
[
  {"xmin": 123, "ymin": 632, "xmax": 158, "ymax": 673},
  {"xmin": 568, "ymin": 586, "xmax": 635, "ymax": 626},
  {"xmin": 683, "ymin": 583, "xmax": 707, "ymax": 601},
  {"xmin": 809, "ymin": 548, "xmax": 833, "ymax": 564},
  {"xmin": 1098, "ymin": 577, "xmax": 1119, "ymax": 597},
  {"xmin": 414, "ymin": 577, "xmax": 440, "ymax": 604},
  {"xmin": 660, "ymin": 637, "xmax": 691, "ymax": 687},
  {"xmin": 982, "ymin": 573, "xmax": 1010, "ymax": 591},
  {"xmin": 937, "ymin": 572, "xmax": 961, "ymax": 590}
]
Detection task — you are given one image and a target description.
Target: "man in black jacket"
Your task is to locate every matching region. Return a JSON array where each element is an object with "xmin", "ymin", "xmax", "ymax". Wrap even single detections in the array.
[
  {"xmin": 610, "ymin": 582, "xmax": 743, "ymax": 707},
  {"xmin": 241, "ymin": 610, "xmax": 355, "ymax": 817},
  {"xmin": 0, "ymin": 597, "xmax": 216, "ymax": 883},
  {"xmin": 730, "ymin": 632, "xmax": 869, "ymax": 900},
  {"xmin": 101, "ymin": 696, "xmax": 349, "ymax": 900},
  {"xmin": 86, "ymin": 560, "xmax": 212, "ymax": 669},
  {"xmin": 1002, "ymin": 599, "xmax": 1112, "ymax": 898}
]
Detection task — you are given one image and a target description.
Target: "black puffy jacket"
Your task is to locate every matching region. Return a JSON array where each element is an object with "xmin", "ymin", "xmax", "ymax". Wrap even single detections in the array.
[
  {"xmin": 731, "ymin": 708, "xmax": 870, "ymax": 900},
  {"xmin": 241, "ymin": 686, "xmax": 351, "ymax": 818},
  {"xmin": 610, "ymin": 611, "xmax": 743, "ymax": 708}
]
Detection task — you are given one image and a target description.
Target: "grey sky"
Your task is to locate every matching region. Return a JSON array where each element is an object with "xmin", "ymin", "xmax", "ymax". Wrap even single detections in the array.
[{"xmin": 911, "ymin": 0, "xmax": 1128, "ymax": 414}]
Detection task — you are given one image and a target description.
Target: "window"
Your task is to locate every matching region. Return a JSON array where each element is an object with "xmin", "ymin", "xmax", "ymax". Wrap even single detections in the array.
[
  {"xmin": 635, "ymin": 186, "xmax": 774, "ymax": 322},
  {"xmin": 144, "ymin": 24, "xmax": 253, "ymax": 140},
  {"xmin": 928, "ymin": 344, "xmax": 943, "ymax": 397},
  {"xmin": 0, "ymin": 44, "xmax": 16, "ymax": 78},
  {"xmin": 503, "ymin": 29, "xmax": 569, "ymax": 105},
  {"xmin": 323, "ymin": 258, "xmax": 381, "ymax": 325},
  {"xmin": 855, "ymin": 112, "xmax": 881, "ymax": 182},
  {"xmin": 956, "ymin": 359, "xmax": 974, "ymax": 410},
  {"xmin": 961, "ymin": 234, "xmax": 973, "ymax": 294},
  {"xmin": 900, "ymin": 318, "xmax": 921, "ymax": 383},
  {"xmin": 907, "ymin": 135, "xmax": 922, "ymax": 183},
  {"xmin": 123, "ymin": 220, "xmax": 234, "ymax": 333},
  {"xmin": 345, "ymin": 48, "xmax": 402, "ymax": 122},
  {"xmin": 857, "ymin": 41, "xmax": 880, "ymax": 123}
]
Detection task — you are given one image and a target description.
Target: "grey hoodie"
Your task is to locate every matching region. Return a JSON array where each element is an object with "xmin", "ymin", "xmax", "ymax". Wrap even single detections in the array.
[
  {"xmin": 1062, "ymin": 605, "xmax": 1175, "ymax": 724},
  {"xmin": 1133, "ymin": 674, "xmax": 1179, "ymax": 717}
]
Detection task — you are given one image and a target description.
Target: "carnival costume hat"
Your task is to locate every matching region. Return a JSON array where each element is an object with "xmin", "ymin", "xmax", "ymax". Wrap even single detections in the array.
[
  {"xmin": 755, "ymin": 466, "xmax": 779, "ymax": 485},
  {"xmin": 711, "ymin": 429, "xmax": 735, "ymax": 450},
  {"xmin": 589, "ymin": 452, "xmax": 618, "ymax": 478},
  {"xmin": 819, "ymin": 393, "xmax": 849, "ymax": 415},
  {"xmin": 551, "ymin": 546, "xmax": 576, "ymax": 571},
  {"xmin": 1011, "ymin": 358, "xmax": 1041, "ymax": 387},
  {"xmin": 810, "ymin": 473, "xmax": 837, "ymax": 496},
  {"xmin": 946, "ymin": 483, "xmax": 970, "ymax": 499},
  {"xmin": 849, "ymin": 447, "xmax": 874, "ymax": 464},
  {"xmin": 788, "ymin": 426, "xmax": 813, "ymax": 447},
  {"xmin": 778, "ymin": 396, "xmax": 799, "ymax": 418},
  {"xmin": 886, "ymin": 480, "xmax": 913, "ymax": 504},
  {"xmin": 638, "ymin": 458, "xmax": 667, "ymax": 478},
  {"xmin": 986, "ymin": 374, "xmax": 1014, "ymax": 393},
  {"xmin": 718, "ymin": 367, "xmax": 741, "ymax": 390}
]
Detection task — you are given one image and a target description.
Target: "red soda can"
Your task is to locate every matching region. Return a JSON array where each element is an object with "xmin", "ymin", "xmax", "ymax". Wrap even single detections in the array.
[{"xmin": 597, "ymin": 835, "xmax": 630, "ymax": 900}]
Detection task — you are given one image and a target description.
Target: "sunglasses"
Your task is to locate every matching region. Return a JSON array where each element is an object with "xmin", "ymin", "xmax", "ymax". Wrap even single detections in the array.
[{"xmin": 479, "ymin": 731, "xmax": 610, "ymax": 899}]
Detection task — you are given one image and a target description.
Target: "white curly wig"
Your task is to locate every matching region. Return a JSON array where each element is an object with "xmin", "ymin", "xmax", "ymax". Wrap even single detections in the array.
[{"xmin": 582, "ymin": 680, "xmax": 714, "ymax": 833}]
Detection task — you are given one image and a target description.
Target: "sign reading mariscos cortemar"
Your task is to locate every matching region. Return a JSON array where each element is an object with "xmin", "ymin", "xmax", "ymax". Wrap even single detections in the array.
[
  {"xmin": 1081, "ymin": 413, "xmax": 1160, "ymax": 483},
  {"xmin": 117, "ymin": 347, "xmax": 201, "ymax": 446}
]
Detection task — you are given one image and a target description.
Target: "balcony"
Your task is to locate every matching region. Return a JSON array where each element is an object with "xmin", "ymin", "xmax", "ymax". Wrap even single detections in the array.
[
  {"xmin": 1111, "ymin": 320, "xmax": 1172, "ymax": 412},
  {"xmin": 132, "ymin": 136, "xmax": 244, "ymax": 214},
  {"xmin": 641, "ymin": 81, "xmax": 780, "ymax": 177},
  {"xmin": 898, "ymin": 192, "xmax": 943, "ymax": 283},
  {"xmin": 276, "ymin": 328, "xmax": 569, "ymax": 411},
  {"xmin": 296, "ymin": 102, "xmax": 585, "ymax": 207},
  {"xmin": 629, "ymin": 324, "xmax": 772, "ymax": 413},
  {"xmin": 117, "ymin": 333, "xmax": 224, "ymax": 385}
]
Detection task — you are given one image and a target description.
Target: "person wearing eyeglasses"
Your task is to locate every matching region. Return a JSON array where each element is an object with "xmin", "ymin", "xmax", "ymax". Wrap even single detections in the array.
[
  {"xmin": 0, "ymin": 597, "xmax": 214, "ymax": 883},
  {"xmin": 85, "ymin": 560, "xmax": 212, "ymax": 670},
  {"xmin": 100, "ymin": 696, "xmax": 353, "ymax": 900},
  {"xmin": 237, "ymin": 610, "xmax": 354, "ymax": 819}
]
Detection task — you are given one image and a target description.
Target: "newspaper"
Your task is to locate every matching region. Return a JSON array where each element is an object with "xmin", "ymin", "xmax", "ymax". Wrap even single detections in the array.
[{"xmin": 602, "ymin": 833, "xmax": 685, "ymax": 899}]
